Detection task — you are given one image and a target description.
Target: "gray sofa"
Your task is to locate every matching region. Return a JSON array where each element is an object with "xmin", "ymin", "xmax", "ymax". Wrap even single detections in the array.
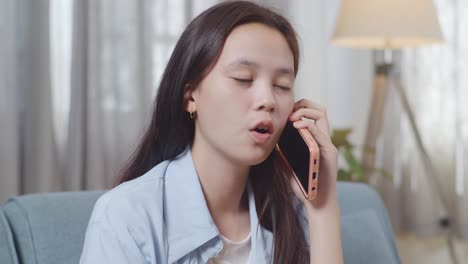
[{"xmin": 0, "ymin": 182, "xmax": 401, "ymax": 264}]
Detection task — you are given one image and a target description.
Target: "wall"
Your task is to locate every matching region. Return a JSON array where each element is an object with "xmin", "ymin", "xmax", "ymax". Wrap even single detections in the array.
[{"xmin": 288, "ymin": 0, "xmax": 373, "ymax": 152}]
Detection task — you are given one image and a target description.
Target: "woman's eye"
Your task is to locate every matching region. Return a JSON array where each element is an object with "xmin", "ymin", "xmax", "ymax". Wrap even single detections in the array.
[
  {"xmin": 275, "ymin": 84, "xmax": 291, "ymax": 90},
  {"xmin": 233, "ymin": 78, "xmax": 253, "ymax": 83}
]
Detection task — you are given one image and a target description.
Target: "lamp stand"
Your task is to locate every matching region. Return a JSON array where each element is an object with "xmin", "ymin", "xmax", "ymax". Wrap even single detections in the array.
[
  {"xmin": 362, "ymin": 60, "xmax": 391, "ymax": 177},
  {"xmin": 362, "ymin": 50, "xmax": 459, "ymax": 264}
]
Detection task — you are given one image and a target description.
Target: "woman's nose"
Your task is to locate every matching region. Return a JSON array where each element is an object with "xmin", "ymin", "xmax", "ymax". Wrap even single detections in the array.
[
  {"xmin": 255, "ymin": 85, "xmax": 276, "ymax": 112},
  {"xmin": 252, "ymin": 79, "xmax": 278, "ymax": 112},
  {"xmin": 257, "ymin": 98, "xmax": 275, "ymax": 112}
]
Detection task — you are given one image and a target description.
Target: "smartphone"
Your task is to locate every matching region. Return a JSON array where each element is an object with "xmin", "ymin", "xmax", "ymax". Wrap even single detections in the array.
[{"xmin": 276, "ymin": 121, "xmax": 320, "ymax": 201}]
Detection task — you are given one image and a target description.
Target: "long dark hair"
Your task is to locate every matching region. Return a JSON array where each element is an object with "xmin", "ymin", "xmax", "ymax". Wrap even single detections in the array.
[{"xmin": 117, "ymin": 1, "xmax": 308, "ymax": 262}]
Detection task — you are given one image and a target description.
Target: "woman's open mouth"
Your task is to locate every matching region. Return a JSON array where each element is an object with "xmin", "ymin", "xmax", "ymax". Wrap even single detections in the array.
[{"xmin": 250, "ymin": 125, "xmax": 272, "ymax": 144}]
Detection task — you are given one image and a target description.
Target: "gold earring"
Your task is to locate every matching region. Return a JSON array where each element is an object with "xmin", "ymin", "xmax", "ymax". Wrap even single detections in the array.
[{"xmin": 189, "ymin": 111, "xmax": 195, "ymax": 119}]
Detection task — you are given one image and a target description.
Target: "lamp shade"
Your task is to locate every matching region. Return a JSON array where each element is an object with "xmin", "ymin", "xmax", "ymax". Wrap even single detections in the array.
[{"xmin": 331, "ymin": 0, "xmax": 444, "ymax": 49}]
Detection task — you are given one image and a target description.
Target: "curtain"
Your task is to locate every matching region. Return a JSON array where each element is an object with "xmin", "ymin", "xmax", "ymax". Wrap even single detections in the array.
[
  {"xmin": 0, "ymin": 0, "xmax": 60, "ymax": 202},
  {"xmin": 376, "ymin": 0, "xmax": 468, "ymax": 238},
  {"xmin": 0, "ymin": 0, "xmax": 21, "ymax": 202},
  {"xmin": 0, "ymin": 0, "xmax": 222, "ymax": 203}
]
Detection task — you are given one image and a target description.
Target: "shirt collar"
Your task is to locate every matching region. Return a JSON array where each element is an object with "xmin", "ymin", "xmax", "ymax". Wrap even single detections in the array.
[{"xmin": 163, "ymin": 147, "xmax": 274, "ymax": 263}]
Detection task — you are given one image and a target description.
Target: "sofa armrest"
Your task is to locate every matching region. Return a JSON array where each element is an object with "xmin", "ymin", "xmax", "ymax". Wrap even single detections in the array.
[
  {"xmin": 2, "ymin": 191, "xmax": 104, "ymax": 264},
  {"xmin": 337, "ymin": 182, "xmax": 401, "ymax": 264},
  {"xmin": 0, "ymin": 208, "xmax": 18, "ymax": 264}
]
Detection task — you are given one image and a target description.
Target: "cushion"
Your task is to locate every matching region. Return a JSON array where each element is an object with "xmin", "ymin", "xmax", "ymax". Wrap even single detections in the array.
[
  {"xmin": 0, "ymin": 208, "xmax": 18, "ymax": 264},
  {"xmin": 337, "ymin": 182, "xmax": 400, "ymax": 260},
  {"xmin": 341, "ymin": 210, "xmax": 400, "ymax": 264},
  {"xmin": 2, "ymin": 191, "xmax": 104, "ymax": 264}
]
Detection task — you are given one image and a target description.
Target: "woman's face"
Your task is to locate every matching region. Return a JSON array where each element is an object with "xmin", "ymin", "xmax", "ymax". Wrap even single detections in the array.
[{"xmin": 187, "ymin": 23, "xmax": 295, "ymax": 166}]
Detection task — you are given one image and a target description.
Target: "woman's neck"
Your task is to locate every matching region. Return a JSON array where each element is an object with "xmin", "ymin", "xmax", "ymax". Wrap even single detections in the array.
[
  {"xmin": 190, "ymin": 141, "xmax": 252, "ymax": 241},
  {"xmin": 190, "ymin": 143, "xmax": 250, "ymax": 215}
]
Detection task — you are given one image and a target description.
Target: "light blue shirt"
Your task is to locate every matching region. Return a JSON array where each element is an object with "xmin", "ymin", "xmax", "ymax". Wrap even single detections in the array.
[{"xmin": 79, "ymin": 147, "xmax": 309, "ymax": 263}]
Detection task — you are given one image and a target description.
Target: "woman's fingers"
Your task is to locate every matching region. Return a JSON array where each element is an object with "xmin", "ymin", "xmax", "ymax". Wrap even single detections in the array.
[
  {"xmin": 292, "ymin": 98, "xmax": 326, "ymax": 112},
  {"xmin": 290, "ymin": 99, "xmax": 330, "ymax": 136},
  {"xmin": 293, "ymin": 120, "xmax": 334, "ymax": 152},
  {"xmin": 289, "ymin": 108, "xmax": 324, "ymax": 121}
]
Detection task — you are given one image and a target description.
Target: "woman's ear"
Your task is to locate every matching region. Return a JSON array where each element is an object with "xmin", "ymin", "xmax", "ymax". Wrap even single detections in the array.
[{"xmin": 183, "ymin": 84, "xmax": 196, "ymax": 113}]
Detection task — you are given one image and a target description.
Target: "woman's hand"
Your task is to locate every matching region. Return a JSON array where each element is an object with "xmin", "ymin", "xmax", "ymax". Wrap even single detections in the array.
[
  {"xmin": 288, "ymin": 99, "xmax": 344, "ymax": 264},
  {"xmin": 287, "ymin": 98, "xmax": 339, "ymax": 210}
]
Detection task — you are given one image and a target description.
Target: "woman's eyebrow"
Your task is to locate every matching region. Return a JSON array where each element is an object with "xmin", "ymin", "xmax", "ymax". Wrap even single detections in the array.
[
  {"xmin": 226, "ymin": 58, "xmax": 258, "ymax": 69},
  {"xmin": 277, "ymin": 68, "xmax": 294, "ymax": 78},
  {"xmin": 226, "ymin": 58, "xmax": 294, "ymax": 77}
]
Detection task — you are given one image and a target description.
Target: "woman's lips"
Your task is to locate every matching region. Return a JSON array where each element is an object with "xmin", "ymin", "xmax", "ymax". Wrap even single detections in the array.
[{"xmin": 250, "ymin": 130, "xmax": 271, "ymax": 144}]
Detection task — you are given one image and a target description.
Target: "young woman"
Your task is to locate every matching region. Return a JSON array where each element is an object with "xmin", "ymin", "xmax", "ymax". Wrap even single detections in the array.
[{"xmin": 80, "ymin": 1, "xmax": 343, "ymax": 263}]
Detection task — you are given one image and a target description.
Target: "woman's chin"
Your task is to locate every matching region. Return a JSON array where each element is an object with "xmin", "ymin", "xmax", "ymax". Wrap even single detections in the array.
[{"xmin": 244, "ymin": 146, "xmax": 274, "ymax": 165}]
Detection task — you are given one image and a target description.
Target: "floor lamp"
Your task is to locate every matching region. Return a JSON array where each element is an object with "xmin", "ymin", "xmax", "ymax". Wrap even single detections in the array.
[{"xmin": 331, "ymin": 1, "xmax": 459, "ymax": 263}]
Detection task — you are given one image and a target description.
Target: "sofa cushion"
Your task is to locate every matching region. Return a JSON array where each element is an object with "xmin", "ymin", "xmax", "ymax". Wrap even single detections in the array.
[
  {"xmin": 0, "ymin": 208, "xmax": 19, "ymax": 264},
  {"xmin": 341, "ymin": 210, "xmax": 400, "ymax": 264},
  {"xmin": 337, "ymin": 182, "xmax": 400, "ymax": 262},
  {"xmin": 2, "ymin": 191, "xmax": 104, "ymax": 264}
]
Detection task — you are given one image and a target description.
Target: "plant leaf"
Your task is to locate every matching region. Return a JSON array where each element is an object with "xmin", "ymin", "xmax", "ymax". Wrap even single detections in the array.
[{"xmin": 331, "ymin": 128, "xmax": 353, "ymax": 148}]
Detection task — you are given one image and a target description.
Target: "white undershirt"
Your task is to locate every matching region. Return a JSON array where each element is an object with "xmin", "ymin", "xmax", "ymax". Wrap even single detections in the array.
[{"xmin": 209, "ymin": 232, "xmax": 252, "ymax": 264}]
